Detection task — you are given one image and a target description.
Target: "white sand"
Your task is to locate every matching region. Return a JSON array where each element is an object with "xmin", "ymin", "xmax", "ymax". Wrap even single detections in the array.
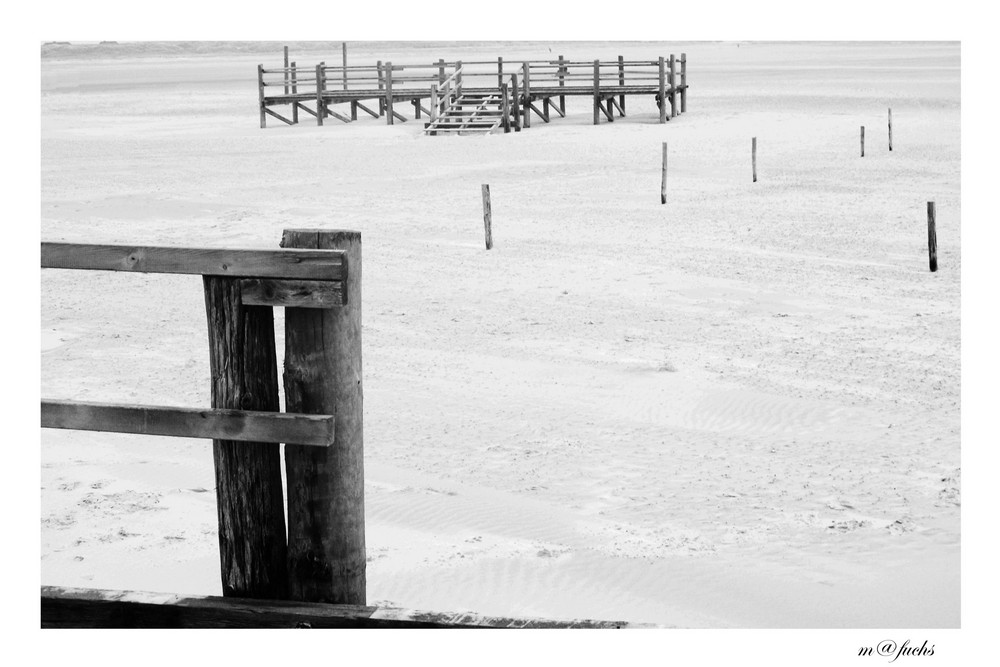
[{"xmin": 40, "ymin": 40, "xmax": 960, "ymax": 628}]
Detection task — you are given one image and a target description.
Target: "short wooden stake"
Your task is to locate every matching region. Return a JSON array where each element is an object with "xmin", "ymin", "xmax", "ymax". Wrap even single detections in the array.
[
  {"xmin": 888, "ymin": 108, "xmax": 893, "ymax": 151},
  {"xmin": 752, "ymin": 137, "xmax": 758, "ymax": 183},
  {"xmin": 861, "ymin": 125, "xmax": 865, "ymax": 157},
  {"xmin": 482, "ymin": 185, "xmax": 493, "ymax": 249},
  {"xmin": 202, "ymin": 277, "xmax": 287, "ymax": 599},
  {"xmin": 927, "ymin": 202, "xmax": 937, "ymax": 272},
  {"xmin": 281, "ymin": 229, "xmax": 366, "ymax": 605},
  {"xmin": 660, "ymin": 142, "xmax": 668, "ymax": 204}
]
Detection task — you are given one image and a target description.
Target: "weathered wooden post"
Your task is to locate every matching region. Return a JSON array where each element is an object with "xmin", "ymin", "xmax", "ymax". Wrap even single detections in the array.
[
  {"xmin": 522, "ymin": 62, "xmax": 531, "ymax": 129},
  {"xmin": 202, "ymin": 276, "xmax": 288, "ymax": 599},
  {"xmin": 657, "ymin": 56, "xmax": 666, "ymax": 124},
  {"xmin": 752, "ymin": 137, "xmax": 758, "ymax": 183},
  {"xmin": 482, "ymin": 185, "xmax": 493, "ymax": 250},
  {"xmin": 558, "ymin": 55, "xmax": 566, "ymax": 115},
  {"xmin": 258, "ymin": 64, "xmax": 267, "ymax": 129},
  {"xmin": 290, "ymin": 61, "xmax": 299, "ymax": 124},
  {"xmin": 661, "ymin": 142, "xmax": 668, "ymax": 204},
  {"xmin": 281, "ymin": 228, "xmax": 366, "ymax": 605},
  {"xmin": 342, "ymin": 42, "xmax": 348, "ymax": 90},
  {"xmin": 384, "ymin": 62, "xmax": 394, "ymax": 125},
  {"xmin": 315, "ymin": 63, "xmax": 325, "ymax": 127},
  {"xmin": 888, "ymin": 108, "xmax": 893, "ymax": 151},
  {"xmin": 618, "ymin": 55, "xmax": 626, "ymax": 116},
  {"xmin": 861, "ymin": 125, "xmax": 865, "ymax": 157},
  {"xmin": 680, "ymin": 53, "xmax": 687, "ymax": 113},
  {"xmin": 430, "ymin": 84, "xmax": 439, "ymax": 128},
  {"xmin": 512, "ymin": 72, "xmax": 521, "ymax": 131},
  {"xmin": 927, "ymin": 202, "xmax": 937, "ymax": 272},
  {"xmin": 501, "ymin": 83, "xmax": 510, "ymax": 133},
  {"xmin": 593, "ymin": 59, "xmax": 601, "ymax": 125},
  {"xmin": 283, "ymin": 46, "xmax": 289, "ymax": 96},
  {"xmin": 669, "ymin": 54, "xmax": 677, "ymax": 118},
  {"xmin": 376, "ymin": 60, "xmax": 384, "ymax": 116},
  {"xmin": 497, "ymin": 56, "xmax": 504, "ymax": 90}
]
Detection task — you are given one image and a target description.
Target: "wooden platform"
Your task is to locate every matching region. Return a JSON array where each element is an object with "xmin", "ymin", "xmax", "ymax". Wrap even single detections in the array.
[{"xmin": 257, "ymin": 55, "xmax": 689, "ymax": 133}]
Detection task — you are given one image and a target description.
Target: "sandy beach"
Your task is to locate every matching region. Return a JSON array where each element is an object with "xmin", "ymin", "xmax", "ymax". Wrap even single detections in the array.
[{"xmin": 40, "ymin": 40, "xmax": 960, "ymax": 628}]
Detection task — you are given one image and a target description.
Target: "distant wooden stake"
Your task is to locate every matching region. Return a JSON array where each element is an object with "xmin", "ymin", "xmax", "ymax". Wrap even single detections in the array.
[
  {"xmin": 482, "ymin": 185, "xmax": 493, "ymax": 249},
  {"xmin": 861, "ymin": 126, "xmax": 865, "ymax": 157},
  {"xmin": 927, "ymin": 202, "xmax": 938, "ymax": 272},
  {"xmin": 752, "ymin": 137, "xmax": 758, "ymax": 183},
  {"xmin": 660, "ymin": 142, "xmax": 668, "ymax": 204},
  {"xmin": 888, "ymin": 108, "xmax": 893, "ymax": 151}
]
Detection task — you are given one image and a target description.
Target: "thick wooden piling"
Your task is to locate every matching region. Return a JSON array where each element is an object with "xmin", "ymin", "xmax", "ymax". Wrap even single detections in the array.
[
  {"xmin": 512, "ymin": 73, "xmax": 521, "ymax": 131},
  {"xmin": 927, "ymin": 202, "xmax": 937, "ymax": 272},
  {"xmin": 680, "ymin": 53, "xmax": 687, "ymax": 113},
  {"xmin": 342, "ymin": 42, "xmax": 348, "ymax": 90},
  {"xmin": 618, "ymin": 55, "xmax": 626, "ymax": 115},
  {"xmin": 482, "ymin": 185, "xmax": 493, "ymax": 249},
  {"xmin": 594, "ymin": 60, "xmax": 601, "ymax": 125},
  {"xmin": 202, "ymin": 277, "xmax": 287, "ymax": 599},
  {"xmin": 384, "ymin": 62, "xmax": 394, "ymax": 125},
  {"xmin": 257, "ymin": 64, "xmax": 266, "ymax": 129},
  {"xmin": 501, "ymin": 83, "xmax": 510, "ymax": 133},
  {"xmin": 497, "ymin": 56, "xmax": 503, "ymax": 90},
  {"xmin": 661, "ymin": 142, "xmax": 668, "ymax": 204},
  {"xmin": 669, "ymin": 54, "xmax": 677, "ymax": 118},
  {"xmin": 752, "ymin": 137, "xmax": 758, "ymax": 183},
  {"xmin": 522, "ymin": 62, "xmax": 531, "ymax": 129},
  {"xmin": 658, "ymin": 56, "xmax": 666, "ymax": 124},
  {"xmin": 291, "ymin": 62, "xmax": 299, "ymax": 124},
  {"xmin": 377, "ymin": 60, "xmax": 384, "ymax": 116},
  {"xmin": 558, "ymin": 55, "xmax": 566, "ymax": 114},
  {"xmin": 315, "ymin": 63, "xmax": 325, "ymax": 126},
  {"xmin": 283, "ymin": 47, "xmax": 289, "ymax": 96},
  {"xmin": 281, "ymin": 228, "xmax": 366, "ymax": 605}
]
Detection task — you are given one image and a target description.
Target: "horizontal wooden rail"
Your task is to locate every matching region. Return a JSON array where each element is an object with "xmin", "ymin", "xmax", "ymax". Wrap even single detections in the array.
[
  {"xmin": 239, "ymin": 278, "xmax": 345, "ymax": 308},
  {"xmin": 41, "ymin": 242, "xmax": 345, "ymax": 281},
  {"xmin": 41, "ymin": 587, "xmax": 633, "ymax": 628},
  {"xmin": 41, "ymin": 400, "xmax": 336, "ymax": 447}
]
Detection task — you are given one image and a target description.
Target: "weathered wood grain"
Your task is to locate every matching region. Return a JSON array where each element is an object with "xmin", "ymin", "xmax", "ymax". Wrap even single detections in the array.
[
  {"xmin": 240, "ymin": 278, "xmax": 345, "ymax": 308},
  {"xmin": 281, "ymin": 229, "xmax": 366, "ymax": 605},
  {"xmin": 482, "ymin": 184, "xmax": 493, "ymax": 249},
  {"xmin": 927, "ymin": 201, "xmax": 938, "ymax": 272},
  {"xmin": 40, "ymin": 586, "xmax": 635, "ymax": 628},
  {"xmin": 41, "ymin": 242, "xmax": 345, "ymax": 280},
  {"xmin": 203, "ymin": 276, "xmax": 287, "ymax": 599},
  {"xmin": 40, "ymin": 400, "xmax": 334, "ymax": 446}
]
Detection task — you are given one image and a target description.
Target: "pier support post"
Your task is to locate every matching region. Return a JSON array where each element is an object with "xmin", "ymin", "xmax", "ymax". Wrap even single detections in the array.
[
  {"xmin": 658, "ymin": 57, "xmax": 666, "ymax": 124},
  {"xmin": 593, "ymin": 60, "xmax": 601, "ymax": 125},
  {"xmin": 618, "ymin": 55, "xmax": 626, "ymax": 115},
  {"xmin": 522, "ymin": 62, "xmax": 531, "ymax": 129},
  {"xmin": 315, "ymin": 63, "xmax": 325, "ymax": 126},
  {"xmin": 291, "ymin": 61, "xmax": 299, "ymax": 124},
  {"xmin": 680, "ymin": 53, "xmax": 687, "ymax": 113},
  {"xmin": 385, "ymin": 62, "xmax": 394, "ymax": 125},
  {"xmin": 258, "ymin": 64, "xmax": 266, "ymax": 129},
  {"xmin": 669, "ymin": 54, "xmax": 677, "ymax": 118}
]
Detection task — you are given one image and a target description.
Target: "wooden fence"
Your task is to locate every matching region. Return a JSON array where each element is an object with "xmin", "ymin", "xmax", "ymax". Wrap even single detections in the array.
[
  {"xmin": 257, "ymin": 52, "xmax": 689, "ymax": 132},
  {"xmin": 40, "ymin": 231, "xmax": 631, "ymax": 628}
]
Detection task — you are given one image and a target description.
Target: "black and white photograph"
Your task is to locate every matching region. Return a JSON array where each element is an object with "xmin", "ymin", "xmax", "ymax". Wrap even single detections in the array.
[{"xmin": 25, "ymin": 2, "xmax": 991, "ymax": 662}]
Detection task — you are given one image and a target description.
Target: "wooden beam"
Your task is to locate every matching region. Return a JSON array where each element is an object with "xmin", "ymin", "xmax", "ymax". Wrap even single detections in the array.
[
  {"xmin": 40, "ymin": 586, "xmax": 634, "ymax": 629},
  {"xmin": 41, "ymin": 400, "xmax": 335, "ymax": 447},
  {"xmin": 354, "ymin": 101, "xmax": 379, "ymax": 118},
  {"xmin": 263, "ymin": 107, "xmax": 295, "ymax": 126},
  {"xmin": 325, "ymin": 108, "xmax": 352, "ymax": 123},
  {"xmin": 240, "ymin": 278, "xmax": 345, "ymax": 308},
  {"xmin": 41, "ymin": 243, "xmax": 345, "ymax": 281}
]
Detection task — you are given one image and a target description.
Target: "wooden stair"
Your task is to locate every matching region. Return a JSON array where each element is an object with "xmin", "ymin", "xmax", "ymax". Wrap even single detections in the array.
[{"xmin": 424, "ymin": 92, "xmax": 507, "ymax": 136}]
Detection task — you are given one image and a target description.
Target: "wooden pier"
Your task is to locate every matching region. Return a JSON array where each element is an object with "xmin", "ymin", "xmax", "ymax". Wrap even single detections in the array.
[{"xmin": 257, "ymin": 53, "xmax": 689, "ymax": 134}]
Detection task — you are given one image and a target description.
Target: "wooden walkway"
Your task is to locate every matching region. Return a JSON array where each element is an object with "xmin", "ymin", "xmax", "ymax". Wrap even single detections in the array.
[{"xmin": 258, "ymin": 54, "xmax": 689, "ymax": 134}]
